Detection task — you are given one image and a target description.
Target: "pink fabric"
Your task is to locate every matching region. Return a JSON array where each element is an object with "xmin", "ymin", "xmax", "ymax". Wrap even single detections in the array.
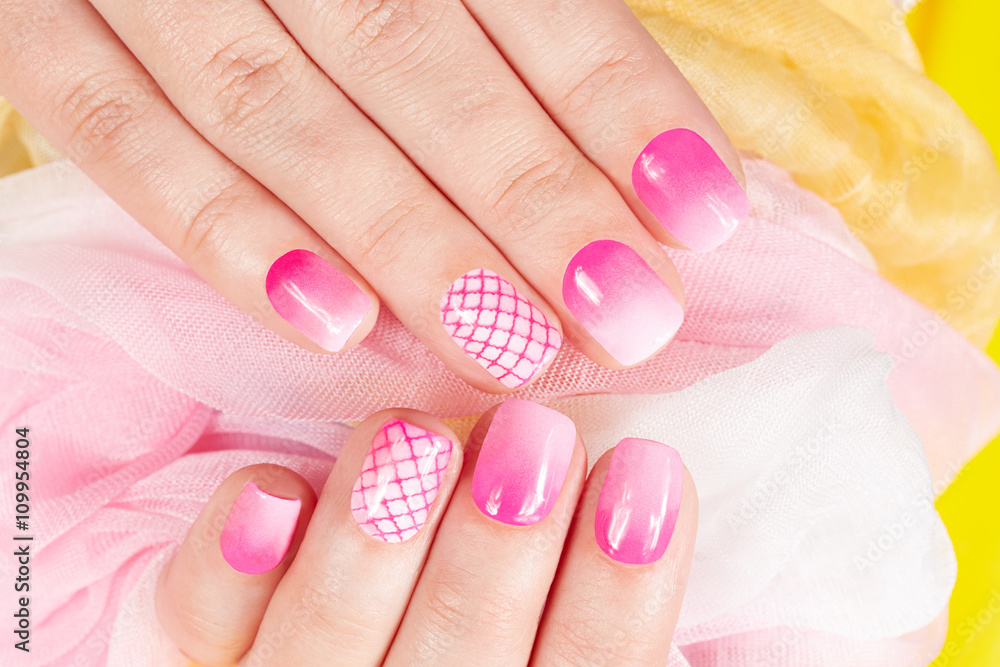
[{"xmin": 0, "ymin": 157, "xmax": 996, "ymax": 665}]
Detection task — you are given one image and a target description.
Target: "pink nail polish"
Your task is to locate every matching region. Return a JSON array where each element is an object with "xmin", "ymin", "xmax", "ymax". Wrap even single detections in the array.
[
  {"xmin": 266, "ymin": 249, "xmax": 371, "ymax": 352},
  {"xmin": 441, "ymin": 269, "xmax": 562, "ymax": 388},
  {"xmin": 595, "ymin": 438, "xmax": 683, "ymax": 565},
  {"xmin": 351, "ymin": 419, "xmax": 453, "ymax": 543},
  {"xmin": 472, "ymin": 398, "xmax": 575, "ymax": 525},
  {"xmin": 220, "ymin": 481, "xmax": 301, "ymax": 575},
  {"xmin": 562, "ymin": 240, "xmax": 683, "ymax": 366},
  {"xmin": 632, "ymin": 128, "xmax": 748, "ymax": 253}
]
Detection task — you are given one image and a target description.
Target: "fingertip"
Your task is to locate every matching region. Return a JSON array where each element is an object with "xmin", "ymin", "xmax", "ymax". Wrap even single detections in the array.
[
  {"xmin": 157, "ymin": 464, "xmax": 314, "ymax": 666},
  {"xmin": 353, "ymin": 408, "xmax": 463, "ymax": 453},
  {"xmin": 631, "ymin": 126, "xmax": 748, "ymax": 254},
  {"xmin": 231, "ymin": 463, "xmax": 318, "ymax": 504},
  {"xmin": 438, "ymin": 268, "xmax": 565, "ymax": 393},
  {"xmin": 263, "ymin": 247, "xmax": 379, "ymax": 354},
  {"xmin": 220, "ymin": 481, "xmax": 302, "ymax": 576},
  {"xmin": 532, "ymin": 438, "xmax": 694, "ymax": 666},
  {"xmin": 460, "ymin": 399, "xmax": 586, "ymax": 533},
  {"xmin": 589, "ymin": 439, "xmax": 690, "ymax": 567},
  {"xmin": 560, "ymin": 237, "xmax": 685, "ymax": 370},
  {"xmin": 333, "ymin": 287, "xmax": 380, "ymax": 352},
  {"xmin": 330, "ymin": 409, "xmax": 463, "ymax": 545}
]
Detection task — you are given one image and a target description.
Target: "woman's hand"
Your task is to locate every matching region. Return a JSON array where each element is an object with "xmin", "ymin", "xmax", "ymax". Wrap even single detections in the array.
[
  {"xmin": 0, "ymin": 0, "xmax": 747, "ymax": 391},
  {"xmin": 156, "ymin": 400, "xmax": 697, "ymax": 665}
]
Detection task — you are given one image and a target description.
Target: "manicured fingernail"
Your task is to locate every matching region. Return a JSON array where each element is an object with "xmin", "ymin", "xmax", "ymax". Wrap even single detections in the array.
[
  {"xmin": 595, "ymin": 438, "xmax": 683, "ymax": 565},
  {"xmin": 441, "ymin": 269, "xmax": 562, "ymax": 388},
  {"xmin": 266, "ymin": 249, "xmax": 371, "ymax": 352},
  {"xmin": 220, "ymin": 481, "xmax": 301, "ymax": 575},
  {"xmin": 352, "ymin": 419, "xmax": 453, "ymax": 542},
  {"xmin": 563, "ymin": 240, "xmax": 683, "ymax": 366},
  {"xmin": 632, "ymin": 128, "xmax": 748, "ymax": 253},
  {"xmin": 472, "ymin": 398, "xmax": 575, "ymax": 525}
]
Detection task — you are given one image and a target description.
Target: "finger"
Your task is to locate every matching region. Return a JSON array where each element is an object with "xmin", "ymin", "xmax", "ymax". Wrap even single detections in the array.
[
  {"xmin": 533, "ymin": 439, "xmax": 698, "ymax": 666},
  {"xmin": 464, "ymin": 0, "xmax": 749, "ymax": 253},
  {"xmin": 156, "ymin": 465, "xmax": 316, "ymax": 666},
  {"xmin": 87, "ymin": 0, "xmax": 563, "ymax": 390},
  {"xmin": 261, "ymin": 0, "xmax": 686, "ymax": 368},
  {"xmin": 385, "ymin": 399, "xmax": 586, "ymax": 666},
  {"xmin": 246, "ymin": 411, "xmax": 461, "ymax": 666},
  {"xmin": 0, "ymin": 0, "xmax": 378, "ymax": 355}
]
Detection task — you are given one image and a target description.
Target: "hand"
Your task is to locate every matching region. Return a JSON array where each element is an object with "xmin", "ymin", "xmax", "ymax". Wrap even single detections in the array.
[
  {"xmin": 0, "ymin": 0, "xmax": 747, "ymax": 392},
  {"xmin": 156, "ymin": 400, "xmax": 698, "ymax": 665}
]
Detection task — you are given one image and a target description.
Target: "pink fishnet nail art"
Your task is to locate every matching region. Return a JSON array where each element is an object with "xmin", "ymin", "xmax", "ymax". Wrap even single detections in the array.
[
  {"xmin": 441, "ymin": 269, "xmax": 562, "ymax": 388},
  {"xmin": 351, "ymin": 419, "xmax": 453, "ymax": 543}
]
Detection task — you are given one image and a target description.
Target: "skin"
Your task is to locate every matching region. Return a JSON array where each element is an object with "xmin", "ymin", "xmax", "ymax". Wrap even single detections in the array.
[
  {"xmin": 0, "ymin": 0, "xmax": 744, "ymax": 393},
  {"xmin": 156, "ymin": 406, "xmax": 699, "ymax": 666}
]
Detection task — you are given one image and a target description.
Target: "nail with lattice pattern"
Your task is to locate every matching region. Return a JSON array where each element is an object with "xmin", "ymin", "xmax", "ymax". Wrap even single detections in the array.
[
  {"xmin": 440, "ymin": 269, "xmax": 562, "ymax": 389},
  {"xmin": 351, "ymin": 419, "xmax": 454, "ymax": 542}
]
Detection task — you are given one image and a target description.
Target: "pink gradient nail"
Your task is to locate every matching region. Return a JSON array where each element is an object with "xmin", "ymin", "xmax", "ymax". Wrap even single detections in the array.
[
  {"xmin": 632, "ymin": 128, "xmax": 748, "ymax": 253},
  {"xmin": 220, "ymin": 481, "xmax": 301, "ymax": 575},
  {"xmin": 266, "ymin": 249, "xmax": 371, "ymax": 352},
  {"xmin": 472, "ymin": 398, "xmax": 575, "ymax": 525},
  {"xmin": 562, "ymin": 240, "xmax": 683, "ymax": 366},
  {"xmin": 595, "ymin": 438, "xmax": 684, "ymax": 565},
  {"xmin": 441, "ymin": 269, "xmax": 562, "ymax": 388},
  {"xmin": 351, "ymin": 419, "xmax": 453, "ymax": 542}
]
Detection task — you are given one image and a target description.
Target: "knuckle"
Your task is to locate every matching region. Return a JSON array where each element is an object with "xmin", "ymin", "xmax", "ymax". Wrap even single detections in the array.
[
  {"xmin": 245, "ymin": 576, "xmax": 382, "ymax": 660},
  {"xmin": 175, "ymin": 176, "xmax": 248, "ymax": 262},
  {"xmin": 56, "ymin": 73, "xmax": 155, "ymax": 165},
  {"xmin": 547, "ymin": 627, "xmax": 608, "ymax": 666},
  {"xmin": 484, "ymin": 150, "xmax": 584, "ymax": 231},
  {"xmin": 196, "ymin": 34, "xmax": 296, "ymax": 137},
  {"xmin": 417, "ymin": 571, "xmax": 475, "ymax": 637},
  {"xmin": 544, "ymin": 605, "xmax": 661, "ymax": 666},
  {"xmin": 296, "ymin": 580, "xmax": 383, "ymax": 649},
  {"xmin": 349, "ymin": 195, "xmax": 428, "ymax": 272},
  {"xmin": 0, "ymin": 1, "xmax": 59, "ymax": 60},
  {"xmin": 408, "ymin": 81, "xmax": 506, "ymax": 160},
  {"xmin": 166, "ymin": 596, "xmax": 246, "ymax": 658},
  {"xmin": 414, "ymin": 562, "xmax": 524, "ymax": 656},
  {"xmin": 335, "ymin": 0, "xmax": 445, "ymax": 76},
  {"xmin": 552, "ymin": 43, "xmax": 646, "ymax": 116}
]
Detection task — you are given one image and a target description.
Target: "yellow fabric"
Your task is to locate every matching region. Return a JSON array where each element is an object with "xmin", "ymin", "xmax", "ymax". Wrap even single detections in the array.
[
  {"xmin": 0, "ymin": 102, "xmax": 37, "ymax": 176},
  {"xmin": 626, "ymin": 0, "xmax": 1000, "ymax": 347},
  {"xmin": 0, "ymin": 100, "xmax": 60, "ymax": 173}
]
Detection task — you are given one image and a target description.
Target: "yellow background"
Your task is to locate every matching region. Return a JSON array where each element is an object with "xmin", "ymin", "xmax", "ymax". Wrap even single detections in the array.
[{"xmin": 909, "ymin": 0, "xmax": 1000, "ymax": 662}]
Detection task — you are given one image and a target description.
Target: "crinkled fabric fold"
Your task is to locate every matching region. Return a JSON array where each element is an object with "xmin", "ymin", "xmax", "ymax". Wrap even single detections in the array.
[{"xmin": 1, "ymin": 158, "xmax": 998, "ymax": 665}]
